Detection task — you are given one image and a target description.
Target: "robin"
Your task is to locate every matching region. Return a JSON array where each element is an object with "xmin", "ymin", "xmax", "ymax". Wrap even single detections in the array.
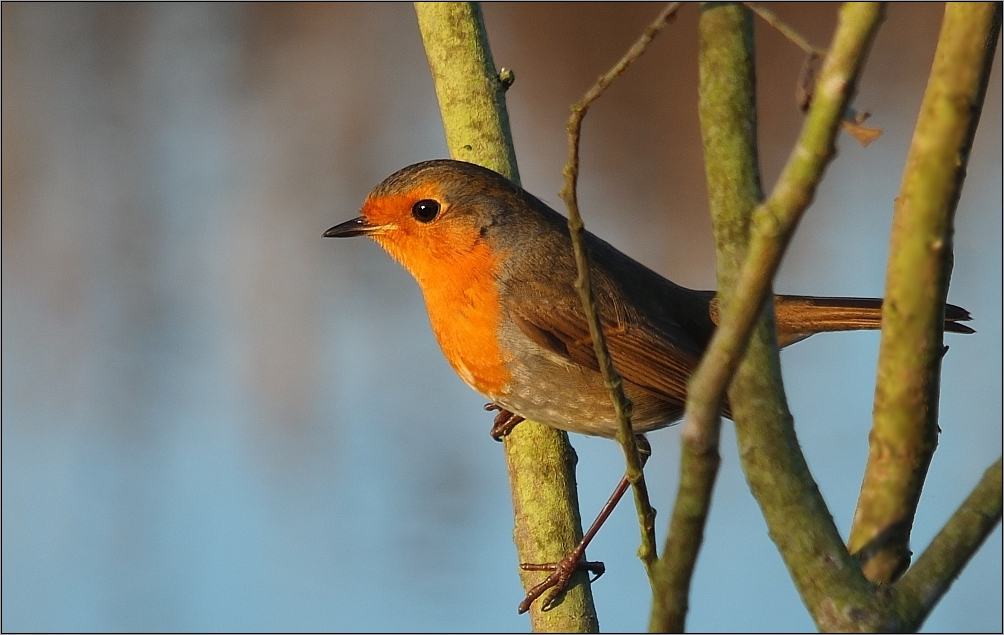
[{"xmin": 324, "ymin": 158, "xmax": 973, "ymax": 610}]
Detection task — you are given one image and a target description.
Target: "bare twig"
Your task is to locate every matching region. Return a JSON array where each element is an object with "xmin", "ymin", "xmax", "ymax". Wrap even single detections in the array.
[
  {"xmin": 745, "ymin": 2, "xmax": 826, "ymax": 56},
  {"xmin": 560, "ymin": 1, "xmax": 683, "ymax": 581},
  {"xmin": 748, "ymin": 2, "xmax": 884, "ymax": 147}
]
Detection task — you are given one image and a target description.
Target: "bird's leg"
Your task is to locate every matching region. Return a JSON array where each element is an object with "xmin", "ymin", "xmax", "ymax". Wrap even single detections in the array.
[
  {"xmin": 484, "ymin": 403, "xmax": 524, "ymax": 441},
  {"xmin": 517, "ymin": 435, "xmax": 651, "ymax": 614}
]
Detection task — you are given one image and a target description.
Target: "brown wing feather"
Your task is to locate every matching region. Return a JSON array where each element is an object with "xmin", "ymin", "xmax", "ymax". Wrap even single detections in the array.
[{"xmin": 509, "ymin": 300, "xmax": 702, "ymax": 409}]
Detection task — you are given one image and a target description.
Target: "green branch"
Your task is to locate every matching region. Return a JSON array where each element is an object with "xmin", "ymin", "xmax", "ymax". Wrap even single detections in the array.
[
  {"xmin": 849, "ymin": 0, "xmax": 1003, "ymax": 583},
  {"xmin": 415, "ymin": 2, "xmax": 519, "ymax": 181},
  {"xmin": 414, "ymin": 3, "xmax": 598, "ymax": 631}
]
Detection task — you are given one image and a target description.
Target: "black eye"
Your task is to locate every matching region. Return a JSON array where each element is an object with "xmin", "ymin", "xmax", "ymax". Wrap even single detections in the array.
[{"xmin": 412, "ymin": 199, "xmax": 441, "ymax": 223}]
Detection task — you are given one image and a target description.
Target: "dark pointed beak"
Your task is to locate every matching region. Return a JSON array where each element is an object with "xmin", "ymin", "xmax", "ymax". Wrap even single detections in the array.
[{"xmin": 323, "ymin": 217, "xmax": 382, "ymax": 238}]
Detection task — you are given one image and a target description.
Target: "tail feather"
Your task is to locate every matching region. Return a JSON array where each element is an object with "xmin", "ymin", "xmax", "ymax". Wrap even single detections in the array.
[{"xmin": 772, "ymin": 296, "xmax": 974, "ymax": 346}]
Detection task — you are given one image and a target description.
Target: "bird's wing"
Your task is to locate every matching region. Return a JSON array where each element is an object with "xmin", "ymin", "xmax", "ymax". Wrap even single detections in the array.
[{"xmin": 508, "ymin": 296, "xmax": 704, "ymax": 407}]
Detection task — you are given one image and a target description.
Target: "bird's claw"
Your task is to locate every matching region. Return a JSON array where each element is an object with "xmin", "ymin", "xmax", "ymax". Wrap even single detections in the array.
[
  {"xmin": 517, "ymin": 558, "xmax": 605, "ymax": 613},
  {"xmin": 484, "ymin": 403, "xmax": 523, "ymax": 441}
]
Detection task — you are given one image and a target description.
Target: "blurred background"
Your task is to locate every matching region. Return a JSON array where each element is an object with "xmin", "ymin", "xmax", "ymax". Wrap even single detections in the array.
[{"xmin": 2, "ymin": 3, "xmax": 1000, "ymax": 632}]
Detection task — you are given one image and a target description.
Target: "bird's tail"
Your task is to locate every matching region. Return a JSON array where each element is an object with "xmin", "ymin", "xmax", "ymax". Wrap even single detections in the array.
[{"xmin": 771, "ymin": 296, "xmax": 974, "ymax": 346}]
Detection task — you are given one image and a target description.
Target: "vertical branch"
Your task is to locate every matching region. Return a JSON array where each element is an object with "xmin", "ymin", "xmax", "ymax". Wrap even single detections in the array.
[
  {"xmin": 415, "ymin": 2, "xmax": 519, "ymax": 182},
  {"xmin": 414, "ymin": 4, "xmax": 599, "ymax": 631},
  {"xmin": 650, "ymin": 3, "xmax": 759, "ymax": 631},
  {"xmin": 849, "ymin": 1, "xmax": 1002, "ymax": 583}
]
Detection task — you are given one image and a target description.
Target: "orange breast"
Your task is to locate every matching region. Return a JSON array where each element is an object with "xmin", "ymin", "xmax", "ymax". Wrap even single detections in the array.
[
  {"xmin": 417, "ymin": 240, "xmax": 511, "ymax": 398},
  {"xmin": 362, "ymin": 184, "xmax": 512, "ymax": 399},
  {"xmin": 371, "ymin": 217, "xmax": 511, "ymax": 398}
]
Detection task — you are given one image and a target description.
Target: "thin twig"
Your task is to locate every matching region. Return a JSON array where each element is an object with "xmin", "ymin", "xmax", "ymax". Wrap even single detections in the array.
[
  {"xmin": 560, "ymin": 1, "xmax": 682, "ymax": 580},
  {"xmin": 747, "ymin": 2, "xmax": 885, "ymax": 148},
  {"xmin": 745, "ymin": 2, "xmax": 826, "ymax": 56}
]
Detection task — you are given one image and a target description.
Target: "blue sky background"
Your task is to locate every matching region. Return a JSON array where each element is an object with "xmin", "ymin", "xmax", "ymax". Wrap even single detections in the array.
[{"xmin": 3, "ymin": 3, "xmax": 1000, "ymax": 632}]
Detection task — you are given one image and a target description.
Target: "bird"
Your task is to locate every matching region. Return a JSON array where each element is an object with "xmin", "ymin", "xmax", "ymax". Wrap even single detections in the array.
[
  {"xmin": 325, "ymin": 159, "xmax": 973, "ymax": 437},
  {"xmin": 324, "ymin": 158, "xmax": 974, "ymax": 610}
]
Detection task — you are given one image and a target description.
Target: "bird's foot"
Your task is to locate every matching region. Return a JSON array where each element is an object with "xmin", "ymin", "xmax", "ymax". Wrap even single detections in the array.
[
  {"xmin": 484, "ymin": 403, "xmax": 524, "ymax": 441},
  {"xmin": 518, "ymin": 555, "xmax": 605, "ymax": 614}
]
